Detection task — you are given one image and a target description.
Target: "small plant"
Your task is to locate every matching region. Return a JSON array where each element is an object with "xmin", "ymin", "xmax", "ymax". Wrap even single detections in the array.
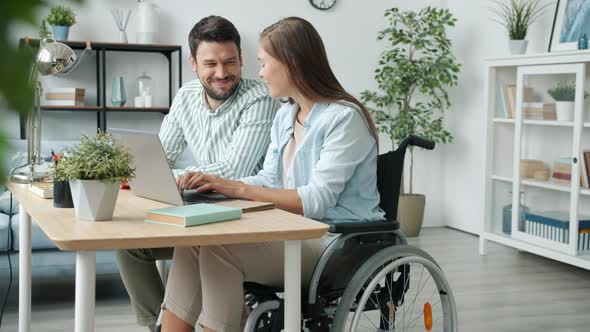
[
  {"xmin": 58, "ymin": 132, "xmax": 134, "ymax": 183},
  {"xmin": 547, "ymin": 81, "xmax": 589, "ymax": 102},
  {"xmin": 45, "ymin": 5, "xmax": 77, "ymax": 27},
  {"xmin": 490, "ymin": 0, "xmax": 551, "ymax": 40}
]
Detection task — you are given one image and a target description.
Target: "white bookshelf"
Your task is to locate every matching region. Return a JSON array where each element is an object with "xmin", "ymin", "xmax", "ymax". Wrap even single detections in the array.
[{"xmin": 481, "ymin": 52, "xmax": 590, "ymax": 268}]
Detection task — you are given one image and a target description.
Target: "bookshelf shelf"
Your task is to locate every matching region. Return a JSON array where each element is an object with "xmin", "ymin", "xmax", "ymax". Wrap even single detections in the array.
[
  {"xmin": 492, "ymin": 118, "xmax": 575, "ymax": 127},
  {"xmin": 491, "ymin": 175, "xmax": 579, "ymax": 194},
  {"xmin": 523, "ymin": 120, "xmax": 574, "ymax": 127},
  {"xmin": 493, "ymin": 118, "xmax": 514, "ymax": 124},
  {"xmin": 483, "ymin": 59, "xmax": 590, "ymax": 269},
  {"xmin": 19, "ymin": 38, "xmax": 182, "ymax": 137}
]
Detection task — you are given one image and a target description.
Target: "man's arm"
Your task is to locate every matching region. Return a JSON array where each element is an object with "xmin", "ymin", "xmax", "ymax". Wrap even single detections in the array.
[
  {"xmin": 158, "ymin": 92, "xmax": 188, "ymax": 168},
  {"xmin": 196, "ymin": 96, "xmax": 278, "ymax": 179}
]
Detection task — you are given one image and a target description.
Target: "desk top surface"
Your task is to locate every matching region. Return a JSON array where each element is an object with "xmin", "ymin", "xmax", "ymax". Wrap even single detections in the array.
[{"xmin": 7, "ymin": 182, "xmax": 329, "ymax": 251}]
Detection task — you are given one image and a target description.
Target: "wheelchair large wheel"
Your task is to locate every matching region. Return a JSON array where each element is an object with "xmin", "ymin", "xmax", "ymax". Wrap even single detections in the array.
[{"xmin": 331, "ymin": 245, "xmax": 457, "ymax": 332}]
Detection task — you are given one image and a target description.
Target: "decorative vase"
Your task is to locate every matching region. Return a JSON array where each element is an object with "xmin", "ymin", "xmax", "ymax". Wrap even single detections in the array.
[
  {"xmin": 53, "ymin": 181, "xmax": 74, "ymax": 208},
  {"xmin": 119, "ymin": 31, "xmax": 128, "ymax": 43},
  {"xmin": 137, "ymin": 0, "xmax": 159, "ymax": 44},
  {"xmin": 555, "ymin": 101, "xmax": 575, "ymax": 122},
  {"xmin": 111, "ymin": 76, "xmax": 127, "ymax": 107},
  {"xmin": 397, "ymin": 194, "xmax": 425, "ymax": 237},
  {"xmin": 508, "ymin": 40, "xmax": 528, "ymax": 55},
  {"xmin": 52, "ymin": 25, "xmax": 70, "ymax": 41},
  {"xmin": 69, "ymin": 180, "xmax": 121, "ymax": 221}
]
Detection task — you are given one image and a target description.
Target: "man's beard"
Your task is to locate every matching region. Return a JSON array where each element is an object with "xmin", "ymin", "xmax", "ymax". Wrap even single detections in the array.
[{"xmin": 201, "ymin": 75, "xmax": 240, "ymax": 101}]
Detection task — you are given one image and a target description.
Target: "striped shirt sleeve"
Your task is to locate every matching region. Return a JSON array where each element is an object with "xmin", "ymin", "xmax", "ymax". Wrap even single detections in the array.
[
  {"xmin": 196, "ymin": 95, "xmax": 278, "ymax": 179},
  {"xmin": 158, "ymin": 91, "xmax": 188, "ymax": 167}
]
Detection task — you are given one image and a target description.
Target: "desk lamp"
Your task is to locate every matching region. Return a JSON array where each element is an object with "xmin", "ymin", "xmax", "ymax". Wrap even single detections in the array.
[{"xmin": 10, "ymin": 36, "xmax": 80, "ymax": 183}]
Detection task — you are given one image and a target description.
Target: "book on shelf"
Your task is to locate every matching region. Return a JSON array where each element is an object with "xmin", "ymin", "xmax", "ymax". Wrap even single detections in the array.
[
  {"xmin": 522, "ymin": 102, "xmax": 556, "ymax": 120},
  {"xmin": 43, "ymin": 88, "xmax": 86, "ymax": 106},
  {"xmin": 29, "ymin": 182, "xmax": 53, "ymax": 199},
  {"xmin": 552, "ymin": 157, "xmax": 585, "ymax": 186},
  {"xmin": 501, "ymin": 85, "xmax": 535, "ymax": 119},
  {"xmin": 145, "ymin": 203, "xmax": 242, "ymax": 227},
  {"xmin": 582, "ymin": 150, "xmax": 590, "ymax": 189}
]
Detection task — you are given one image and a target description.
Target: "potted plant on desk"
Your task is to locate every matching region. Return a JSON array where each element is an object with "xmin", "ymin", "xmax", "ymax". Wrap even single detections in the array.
[{"xmin": 59, "ymin": 132, "xmax": 134, "ymax": 221}]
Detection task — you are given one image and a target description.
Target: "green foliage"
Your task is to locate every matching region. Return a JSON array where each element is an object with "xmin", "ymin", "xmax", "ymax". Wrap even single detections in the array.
[
  {"xmin": 39, "ymin": 20, "xmax": 51, "ymax": 39},
  {"xmin": 57, "ymin": 132, "xmax": 135, "ymax": 183},
  {"xmin": 490, "ymin": 0, "xmax": 551, "ymax": 40},
  {"xmin": 548, "ymin": 81, "xmax": 576, "ymax": 101},
  {"xmin": 46, "ymin": 5, "xmax": 77, "ymax": 27},
  {"xmin": 361, "ymin": 6, "xmax": 461, "ymax": 193}
]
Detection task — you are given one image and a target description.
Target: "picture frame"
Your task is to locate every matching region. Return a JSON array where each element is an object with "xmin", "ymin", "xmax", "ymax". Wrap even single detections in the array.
[{"xmin": 548, "ymin": 0, "xmax": 590, "ymax": 52}]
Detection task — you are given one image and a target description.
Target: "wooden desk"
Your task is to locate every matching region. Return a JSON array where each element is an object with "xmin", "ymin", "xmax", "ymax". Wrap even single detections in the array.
[{"xmin": 7, "ymin": 182, "xmax": 329, "ymax": 332}]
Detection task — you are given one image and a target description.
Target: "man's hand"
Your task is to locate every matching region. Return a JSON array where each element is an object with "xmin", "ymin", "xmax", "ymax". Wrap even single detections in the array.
[{"xmin": 177, "ymin": 171, "xmax": 246, "ymax": 198}]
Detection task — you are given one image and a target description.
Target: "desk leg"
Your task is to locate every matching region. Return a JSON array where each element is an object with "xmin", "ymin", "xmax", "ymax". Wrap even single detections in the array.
[
  {"xmin": 75, "ymin": 251, "xmax": 96, "ymax": 332},
  {"xmin": 284, "ymin": 240, "xmax": 301, "ymax": 332},
  {"xmin": 18, "ymin": 206, "xmax": 31, "ymax": 332}
]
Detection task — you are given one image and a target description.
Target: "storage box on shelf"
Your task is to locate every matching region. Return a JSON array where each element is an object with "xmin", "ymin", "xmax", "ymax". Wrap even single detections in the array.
[{"xmin": 482, "ymin": 52, "xmax": 590, "ymax": 270}]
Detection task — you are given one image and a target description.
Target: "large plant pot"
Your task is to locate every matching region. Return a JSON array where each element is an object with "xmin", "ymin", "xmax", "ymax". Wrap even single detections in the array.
[
  {"xmin": 69, "ymin": 180, "xmax": 120, "ymax": 221},
  {"xmin": 397, "ymin": 194, "xmax": 425, "ymax": 237},
  {"xmin": 555, "ymin": 101, "xmax": 575, "ymax": 122},
  {"xmin": 508, "ymin": 40, "xmax": 528, "ymax": 55}
]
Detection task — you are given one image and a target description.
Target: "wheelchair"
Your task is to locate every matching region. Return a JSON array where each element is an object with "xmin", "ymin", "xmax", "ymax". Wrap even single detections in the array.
[
  {"xmin": 155, "ymin": 135, "xmax": 457, "ymax": 332},
  {"xmin": 242, "ymin": 135, "xmax": 457, "ymax": 332}
]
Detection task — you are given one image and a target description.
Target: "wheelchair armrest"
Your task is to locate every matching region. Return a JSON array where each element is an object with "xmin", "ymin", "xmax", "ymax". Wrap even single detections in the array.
[{"xmin": 328, "ymin": 220, "xmax": 399, "ymax": 234}]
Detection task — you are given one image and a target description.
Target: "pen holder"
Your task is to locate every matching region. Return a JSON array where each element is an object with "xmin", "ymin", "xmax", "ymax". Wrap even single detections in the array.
[{"xmin": 53, "ymin": 181, "xmax": 74, "ymax": 208}]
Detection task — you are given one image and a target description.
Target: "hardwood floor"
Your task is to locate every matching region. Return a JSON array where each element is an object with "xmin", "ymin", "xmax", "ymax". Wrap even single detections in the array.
[{"xmin": 1, "ymin": 227, "xmax": 590, "ymax": 331}]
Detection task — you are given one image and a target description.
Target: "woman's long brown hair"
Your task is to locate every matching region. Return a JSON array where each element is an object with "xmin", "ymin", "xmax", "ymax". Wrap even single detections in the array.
[{"xmin": 260, "ymin": 17, "xmax": 379, "ymax": 144}]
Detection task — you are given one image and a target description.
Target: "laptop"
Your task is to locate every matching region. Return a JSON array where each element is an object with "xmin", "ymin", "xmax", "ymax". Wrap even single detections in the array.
[{"xmin": 110, "ymin": 128, "xmax": 230, "ymax": 206}]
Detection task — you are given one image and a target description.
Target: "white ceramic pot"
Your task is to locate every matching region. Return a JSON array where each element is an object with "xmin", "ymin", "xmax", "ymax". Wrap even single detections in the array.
[
  {"xmin": 509, "ymin": 40, "xmax": 528, "ymax": 55},
  {"xmin": 69, "ymin": 180, "xmax": 120, "ymax": 221},
  {"xmin": 555, "ymin": 101, "xmax": 575, "ymax": 122},
  {"xmin": 137, "ymin": 0, "xmax": 159, "ymax": 43}
]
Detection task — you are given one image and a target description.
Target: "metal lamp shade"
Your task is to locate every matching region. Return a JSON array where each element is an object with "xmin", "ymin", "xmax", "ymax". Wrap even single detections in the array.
[{"xmin": 36, "ymin": 38, "xmax": 77, "ymax": 76}]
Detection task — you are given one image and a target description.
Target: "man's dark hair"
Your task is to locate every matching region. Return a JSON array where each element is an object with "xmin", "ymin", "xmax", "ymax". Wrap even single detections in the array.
[{"xmin": 188, "ymin": 15, "xmax": 241, "ymax": 58}]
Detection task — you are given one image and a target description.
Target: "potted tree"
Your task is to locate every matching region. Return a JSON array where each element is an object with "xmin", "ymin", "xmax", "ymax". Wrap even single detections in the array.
[
  {"xmin": 59, "ymin": 132, "xmax": 134, "ymax": 221},
  {"xmin": 361, "ymin": 6, "xmax": 460, "ymax": 236},
  {"xmin": 548, "ymin": 81, "xmax": 578, "ymax": 122},
  {"xmin": 490, "ymin": 0, "xmax": 550, "ymax": 55},
  {"xmin": 45, "ymin": 5, "xmax": 77, "ymax": 41}
]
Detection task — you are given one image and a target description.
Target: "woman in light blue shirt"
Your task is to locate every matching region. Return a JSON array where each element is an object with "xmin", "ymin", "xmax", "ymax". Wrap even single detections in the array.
[{"xmin": 162, "ymin": 17, "xmax": 385, "ymax": 332}]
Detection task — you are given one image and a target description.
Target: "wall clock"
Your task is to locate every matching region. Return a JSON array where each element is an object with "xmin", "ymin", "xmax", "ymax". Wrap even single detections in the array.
[{"xmin": 309, "ymin": 0, "xmax": 336, "ymax": 10}]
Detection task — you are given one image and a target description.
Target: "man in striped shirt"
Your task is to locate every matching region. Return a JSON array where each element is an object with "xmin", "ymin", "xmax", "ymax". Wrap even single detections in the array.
[{"xmin": 116, "ymin": 16, "xmax": 279, "ymax": 332}]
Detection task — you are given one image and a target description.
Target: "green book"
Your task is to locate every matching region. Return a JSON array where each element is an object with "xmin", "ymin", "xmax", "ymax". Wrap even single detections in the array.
[{"xmin": 145, "ymin": 203, "xmax": 242, "ymax": 227}]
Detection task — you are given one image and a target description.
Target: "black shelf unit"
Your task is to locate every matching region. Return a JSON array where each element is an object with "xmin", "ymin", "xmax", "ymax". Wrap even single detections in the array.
[{"xmin": 19, "ymin": 39, "xmax": 182, "ymax": 139}]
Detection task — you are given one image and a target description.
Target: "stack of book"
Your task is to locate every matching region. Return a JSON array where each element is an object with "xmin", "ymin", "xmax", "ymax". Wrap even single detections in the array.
[
  {"xmin": 552, "ymin": 157, "xmax": 586, "ymax": 186},
  {"xmin": 552, "ymin": 157, "xmax": 573, "ymax": 186},
  {"xmin": 42, "ymin": 88, "xmax": 85, "ymax": 106},
  {"xmin": 520, "ymin": 159, "xmax": 546, "ymax": 178},
  {"xmin": 522, "ymin": 102, "xmax": 557, "ymax": 120}
]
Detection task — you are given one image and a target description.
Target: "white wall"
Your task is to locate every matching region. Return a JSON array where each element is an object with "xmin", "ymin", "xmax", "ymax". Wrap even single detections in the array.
[
  {"xmin": 444, "ymin": 0, "xmax": 557, "ymax": 233},
  {"xmin": 6, "ymin": 0, "xmax": 498, "ymax": 229}
]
